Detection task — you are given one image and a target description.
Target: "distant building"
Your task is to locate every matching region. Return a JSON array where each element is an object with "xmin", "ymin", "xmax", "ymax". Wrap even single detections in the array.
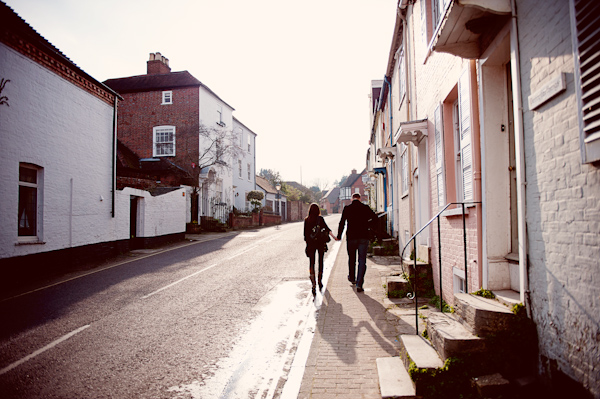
[
  {"xmin": 339, "ymin": 169, "xmax": 368, "ymax": 209},
  {"xmin": 232, "ymin": 117, "xmax": 257, "ymax": 212}
]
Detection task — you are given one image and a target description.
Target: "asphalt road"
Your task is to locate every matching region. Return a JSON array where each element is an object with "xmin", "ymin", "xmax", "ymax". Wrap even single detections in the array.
[{"xmin": 0, "ymin": 214, "xmax": 342, "ymax": 399}]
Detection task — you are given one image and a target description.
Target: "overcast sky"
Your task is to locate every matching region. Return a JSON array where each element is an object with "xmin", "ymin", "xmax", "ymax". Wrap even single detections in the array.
[{"xmin": 5, "ymin": 0, "xmax": 397, "ymax": 190}]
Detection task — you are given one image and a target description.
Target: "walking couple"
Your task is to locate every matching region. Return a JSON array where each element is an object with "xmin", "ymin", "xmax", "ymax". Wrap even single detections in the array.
[{"xmin": 303, "ymin": 193, "xmax": 376, "ymax": 297}]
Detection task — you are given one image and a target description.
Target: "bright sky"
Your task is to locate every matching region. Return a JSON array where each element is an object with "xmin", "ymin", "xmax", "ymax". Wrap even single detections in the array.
[{"xmin": 5, "ymin": 0, "xmax": 397, "ymax": 190}]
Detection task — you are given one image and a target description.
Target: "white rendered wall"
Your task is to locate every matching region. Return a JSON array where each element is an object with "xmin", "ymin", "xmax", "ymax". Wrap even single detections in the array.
[
  {"xmin": 0, "ymin": 44, "xmax": 121, "ymax": 259},
  {"xmin": 517, "ymin": 0, "xmax": 600, "ymax": 395},
  {"xmin": 232, "ymin": 119, "xmax": 256, "ymax": 211},
  {"xmin": 118, "ymin": 188, "xmax": 186, "ymax": 237}
]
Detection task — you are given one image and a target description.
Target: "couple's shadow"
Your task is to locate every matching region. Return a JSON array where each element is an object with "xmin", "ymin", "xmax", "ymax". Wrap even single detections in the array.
[{"xmin": 319, "ymin": 287, "xmax": 401, "ymax": 365}]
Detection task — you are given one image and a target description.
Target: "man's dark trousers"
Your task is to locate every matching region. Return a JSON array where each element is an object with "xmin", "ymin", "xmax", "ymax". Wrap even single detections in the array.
[{"xmin": 347, "ymin": 238, "xmax": 369, "ymax": 288}]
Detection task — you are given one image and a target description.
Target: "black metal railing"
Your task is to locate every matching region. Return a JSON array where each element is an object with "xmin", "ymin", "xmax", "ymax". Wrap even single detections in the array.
[{"xmin": 399, "ymin": 202, "xmax": 481, "ymax": 335}]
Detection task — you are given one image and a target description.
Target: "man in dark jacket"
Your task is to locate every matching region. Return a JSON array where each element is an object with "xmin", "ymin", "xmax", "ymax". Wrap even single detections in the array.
[{"xmin": 337, "ymin": 193, "xmax": 376, "ymax": 292}]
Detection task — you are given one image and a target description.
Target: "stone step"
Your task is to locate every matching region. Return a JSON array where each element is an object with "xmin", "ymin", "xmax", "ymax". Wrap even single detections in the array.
[
  {"xmin": 454, "ymin": 293, "xmax": 515, "ymax": 337},
  {"xmin": 399, "ymin": 334, "xmax": 444, "ymax": 372},
  {"xmin": 426, "ymin": 311, "xmax": 485, "ymax": 361},
  {"xmin": 386, "ymin": 275, "xmax": 410, "ymax": 295},
  {"xmin": 376, "ymin": 357, "xmax": 418, "ymax": 399},
  {"xmin": 493, "ymin": 289, "xmax": 521, "ymax": 308}
]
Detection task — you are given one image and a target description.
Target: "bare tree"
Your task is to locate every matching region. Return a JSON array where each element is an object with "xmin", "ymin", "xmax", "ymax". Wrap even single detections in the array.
[{"xmin": 177, "ymin": 123, "xmax": 245, "ymax": 221}]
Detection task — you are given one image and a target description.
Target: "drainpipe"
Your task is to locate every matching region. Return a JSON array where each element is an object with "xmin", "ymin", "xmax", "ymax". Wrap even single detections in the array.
[
  {"xmin": 510, "ymin": 0, "xmax": 529, "ymax": 307},
  {"xmin": 111, "ymin": 96, "xmax": 118, "ymax": 218}
]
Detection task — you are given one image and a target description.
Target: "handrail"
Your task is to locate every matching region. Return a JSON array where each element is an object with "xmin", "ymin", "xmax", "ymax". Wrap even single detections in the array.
[{"xmin": 399, "ymin": 202, "xmax": 481, "ymax": 335}]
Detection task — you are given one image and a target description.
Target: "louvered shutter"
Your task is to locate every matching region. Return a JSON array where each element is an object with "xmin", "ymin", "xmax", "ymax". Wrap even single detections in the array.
[
  {"xmin": 572, "ymin": 0, "xmax": 600, "ymax": 163},
  {"xmin": 458, "ymin": 70, "xmax": 473, "ymax": 201},
  {"xmin": 434, "ymin": 104, "xmax": 445, "ymax": 207}
]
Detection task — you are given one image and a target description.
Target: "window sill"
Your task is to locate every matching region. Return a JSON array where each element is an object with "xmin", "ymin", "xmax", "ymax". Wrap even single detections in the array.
[
  {"xmin": 442, "ymin": 206, "xmax": 470, "ymax": 218},
  {"xmin": 16, "ymin": 240, "xmax": 46, "ymax": 246}
]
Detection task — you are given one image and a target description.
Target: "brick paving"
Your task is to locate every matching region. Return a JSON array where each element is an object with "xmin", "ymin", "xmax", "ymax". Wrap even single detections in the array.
[{"xmin": 297, "ymin": 242, "xmax": 409, "ymax": 399}]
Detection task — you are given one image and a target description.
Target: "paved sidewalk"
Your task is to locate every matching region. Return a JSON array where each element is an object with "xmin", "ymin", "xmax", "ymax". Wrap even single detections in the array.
[{"xmin": 297, "ymin": 242, "xmax": 411, "ymax": 399}]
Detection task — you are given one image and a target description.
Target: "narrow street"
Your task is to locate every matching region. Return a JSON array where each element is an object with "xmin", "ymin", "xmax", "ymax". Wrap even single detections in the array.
[{"xmin": 0, "ymin": 214, "xmax": 342, "ymax": 399}]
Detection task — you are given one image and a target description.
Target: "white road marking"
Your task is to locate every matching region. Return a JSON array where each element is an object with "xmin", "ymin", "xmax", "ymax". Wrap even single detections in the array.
[
  {"xmin": 0, "ymin": 325, "xmax": 90, "ymax": 376},
  {"xmin": 141, "ymin": 264, "xmax": 218, "ymax": 299}
]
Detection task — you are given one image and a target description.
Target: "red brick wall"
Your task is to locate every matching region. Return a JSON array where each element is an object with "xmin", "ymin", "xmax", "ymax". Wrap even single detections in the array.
[{"xmin": 117, "ymin": 87, "xmax": 200, "ymax": 171}]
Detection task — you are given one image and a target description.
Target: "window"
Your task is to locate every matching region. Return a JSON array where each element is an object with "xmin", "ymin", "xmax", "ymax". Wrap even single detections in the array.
[
  {"xmin": 398, "ymin": 48, "xmax": 406, "ymax": 105},
  {"xmin": 453, "ymin": 267, "xmax": 466, "ymax": 294},
  {"xmin": 247, "ymin": 163, "xmax": 251, "ymax": 180},
  {"xmin": 401, "ymin": 143, "xmax": 409, "ymax": 196},
  {"xmin": 217, "ymin": 105, "xmax": 225, "ymax": 126},
  {"xmin": 434, "ymin": 104, "xmax": 445, "ymax": 207},
  {"xmin": 571, "ymin": 0, "xmax": 600, "ymax": 163},
  {"xmin": 247, "ymin": 135, "xmax": 251, "ymax": 152},
  {"xmin": 238, "ymin": 160, "xmax": 243, "ymax": 178},
  {"xmin": 162, "ymin": 91, "xmax": 172, "ymax": 105},
  {"xmin": 422, "ymin": 0, "xmax": 450, "ymax": 46},
  {"xmin": 153, "ymin": 126, "xmax": 175, "ymax": 156},
  {"xmin": 458, "ymin": 70, "xmax": 473, "ymax": 201},
  {"xmin": 18, "ymin": 163, "xmax": 41, "ymax": 240}
]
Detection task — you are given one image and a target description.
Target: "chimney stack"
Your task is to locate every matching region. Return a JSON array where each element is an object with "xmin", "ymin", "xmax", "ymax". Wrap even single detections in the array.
[
  {"xmin": 147, "ymin": 52, "xmax": 171, "ymax": 75},
  {"xmin": 352, "ymin": 169, "xmax": 357, "ymax": 175}
]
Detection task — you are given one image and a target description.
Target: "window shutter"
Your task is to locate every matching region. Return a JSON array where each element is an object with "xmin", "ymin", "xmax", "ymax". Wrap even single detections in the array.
[
  {"xmin": 434, "ymin": 104, "xmax": 445, "ymax": 206},
  {"xmin": 571, "ymin": 0, "xmax": 600, "ymax": 163},
  {"xmin": 458, "ymin": 70, "xmax": 473, "ymax": 201}
]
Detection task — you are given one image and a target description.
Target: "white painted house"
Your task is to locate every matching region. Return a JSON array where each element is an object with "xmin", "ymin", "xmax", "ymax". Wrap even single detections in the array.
[
  {"xmin": 232, "ymin": 117, "xmax": 257, "ymax": 212},
  {"xmin": 0, "ymin": 3, "xmax": 186, "ymax": 286}
]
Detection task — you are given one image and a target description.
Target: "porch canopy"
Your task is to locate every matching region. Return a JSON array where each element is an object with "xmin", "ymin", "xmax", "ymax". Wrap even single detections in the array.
[
  {"xmin": 394, "ymin": 118, "xmax": 428, "ymax": 145},
  {"xmin": 432, "ymin": 0, "xmax": 511, "ymax": 59}
]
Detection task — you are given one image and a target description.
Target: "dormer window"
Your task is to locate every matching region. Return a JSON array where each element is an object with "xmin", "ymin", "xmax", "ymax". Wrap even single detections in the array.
[{"xmin": 162, "ymin": 91, "xmax": 172, "ymax": 105}]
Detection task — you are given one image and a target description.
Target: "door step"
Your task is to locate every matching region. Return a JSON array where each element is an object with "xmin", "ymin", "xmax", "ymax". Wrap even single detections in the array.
[
  {"xmin": 399, "ymin": 335, "xmax": 443, "ymax": 371},
  {"xmin": 426, "ymin": 311, "xmax": 485, "ymax": 360},
  {"xmin": 454, "ymin": 292, "xmax": 514, "ymax": 337},
  {"xmin": 376, "ymin": 357, "xmax": 418, "ymax": 399}
]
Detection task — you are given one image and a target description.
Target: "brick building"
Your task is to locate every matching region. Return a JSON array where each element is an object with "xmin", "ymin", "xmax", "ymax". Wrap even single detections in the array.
[
  {"xmin": 104, "ymin": 54, "xmax": 243, "ymax": 224},
  {"xmin": 338, "ymin": 169, "xmax": 368, "ymax": 209}
]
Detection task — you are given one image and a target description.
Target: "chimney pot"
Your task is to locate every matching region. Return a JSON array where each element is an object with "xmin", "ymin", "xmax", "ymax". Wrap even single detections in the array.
[{"xmin": 147, "ymin": 52, "xmax": 171, "ymax": 75}]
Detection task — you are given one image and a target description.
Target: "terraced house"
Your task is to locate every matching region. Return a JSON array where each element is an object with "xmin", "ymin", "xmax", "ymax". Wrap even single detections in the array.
[{"xmin": 368, "ymin": 0, "xmax": 599, "ymax": 396}]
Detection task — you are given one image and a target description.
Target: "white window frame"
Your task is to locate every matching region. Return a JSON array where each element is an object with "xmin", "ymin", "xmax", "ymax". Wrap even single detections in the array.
[
  {"xmin": 434, "ymin": 104, "xmax": 445, "ymax": 207},
  {"xmin": 247, "ymin": 135, "xmax": 251, "ymax": 152},
  {"xmin": 397, "ymin": 48, "xmax": 406, "ymax": 106},
  {"xmin": 238, "ymin": 159, "xmax": 243, "ymax": 178},
  {"xmin": 453, "ymin": 266, "xmax": 466, "ymax": 294},
  {"xmin": 401, "ymin": 143, "xmax": 409, "ymax": 196},
  {"xmin": 153, "ymin": 126, "xmax": 176, "ymax": 157},
  {"xmin": 162, "ymin": 91, "xmax": 172, "ymax": 105},
  {"xmin": 18, "ymin": 163, "xmax": 42, "ymax": 242},
  {"xmin": 217, "ymin": 105, "xmax": 225, "ymax": 126},
  {"xmin": 570, "ymin": 0, "xmax": 600, "ymax": 163},
  {"xmin": 247, "ymin": 163, "xmax": 251, "ymax": 180}
]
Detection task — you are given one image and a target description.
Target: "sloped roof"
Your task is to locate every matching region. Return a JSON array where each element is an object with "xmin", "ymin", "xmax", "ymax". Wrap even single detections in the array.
[
  {"xmin": 323, "ymin": 187, "xmax": 340, "ymax": 204},
  {"xmin": 104, "ymin": 71, "xmax": 201, "ymax": 93},
  {"xmin": 103, "ymin": 70, "xmax": 234, "ymax": 110},
  {"xmin": 341, "ymin": 169, "xmax": 366, "ymax": 188},
  {"xmin": 256, "ymin": 175, "xmax": 277, "ymax": 194},
  {"xmin": 1, "ymin": 2, "xmax": 120, "ymax": 103}
]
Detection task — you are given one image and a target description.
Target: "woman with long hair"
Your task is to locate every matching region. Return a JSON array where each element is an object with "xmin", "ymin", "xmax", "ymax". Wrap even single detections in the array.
[{"xmin": 304, "ymin": 203, "xmax": 337, "ymax": 297}]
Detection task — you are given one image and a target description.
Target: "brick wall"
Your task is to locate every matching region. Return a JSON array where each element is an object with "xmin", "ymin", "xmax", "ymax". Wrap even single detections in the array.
[
  {"xmin": 517, "ymin": 0, "xmax": 600, "ymax": 395},
  {"xmin": 117, "ymin": 86, "xmax": 200, "ymax": 168}
]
